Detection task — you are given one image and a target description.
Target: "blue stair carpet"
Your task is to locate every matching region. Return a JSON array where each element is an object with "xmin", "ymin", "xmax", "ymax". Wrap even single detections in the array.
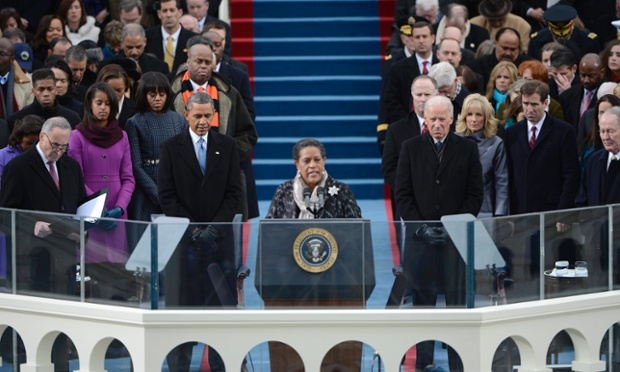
[{"xmin": 244, "ymin": 0, "xmax": 388, "ymax": 200}]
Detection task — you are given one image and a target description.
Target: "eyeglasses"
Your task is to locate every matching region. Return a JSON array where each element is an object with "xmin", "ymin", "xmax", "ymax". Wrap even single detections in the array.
[{"xmin": 43, "ymin": 133, "xmax": 69, "ymax": 153}]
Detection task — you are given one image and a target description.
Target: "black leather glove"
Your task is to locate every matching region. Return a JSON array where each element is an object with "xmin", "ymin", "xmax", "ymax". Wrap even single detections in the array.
[
  {"xmin": 192, "ymin": 225, "xmax": 220, "ymax": 252},
  {"xmin": 415, "ymin": 224, "xmax": 448, "ymax": 247}
]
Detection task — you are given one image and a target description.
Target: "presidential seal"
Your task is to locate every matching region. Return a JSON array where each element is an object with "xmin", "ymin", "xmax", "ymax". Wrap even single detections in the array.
[{"xmin": 293, "ymin": 228, "xmax": 338, "ymax": 273}]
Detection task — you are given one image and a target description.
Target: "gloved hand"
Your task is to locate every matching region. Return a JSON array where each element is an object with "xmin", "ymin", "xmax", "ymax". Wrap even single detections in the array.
[
  {"xmin": 415, "ymin": 224, "xmax": 448, "ymax": 247},
  {"xmin": 98, "ymin": 207, "xmax": 123, "ymax": 231},
  {"xmin": 192, "ymin": 225, "xmax": 220, "ymax": 252},
  {"xmin": 104, "ymin": 207, "xmax": 123, "ymax": 219}
]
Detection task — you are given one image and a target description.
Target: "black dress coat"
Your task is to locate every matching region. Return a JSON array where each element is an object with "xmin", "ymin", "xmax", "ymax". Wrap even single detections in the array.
[
  {"xmin": 158, "ymin": 128, "xmax": 242, "ymax": 307},
  {"xmin": 548, "ymin": 76, "xmax": 580, "ymax": 102},
  {"xmin": 394, "ymin": 131, "xmax": 482, "ymax": 369},
  {"xmin": 7, "ymin": 99, "xmax": 82, "ymax": 132},
  {"xmin": 394, "ymin": 131, "xmax": 483, "ymax": 221},
  {"xmin": 218, "ymin": 63, "xmax": 256, "ymax": 121},
  {"xmin": 120, "ymin": 51, "xmax": 169, "ymax": 75},
  {"xmin": 382, "ymin": 110, "xmax": 422, "ymax": 189},
  {"xmin": 473, "ymin": 52, "xmax": 533, "ymax": 90},
  {"xmin": 576, "ymin": 148, "xmax": 620, "ymax": 207},
  {"xmin": 117, "ymin": 98, "xmax": 136, "ymax": 130},
  {"xmin": 381, "ymin": 53, "xmax": 440, "ymax": 124},
  {"xmin": 558, "ymin": 83, "xmax": 599, "ymax": 130},
  {"xmin": 144, "ymin": 26, "xmax": 198, "ymax": 76},
  {"xmin": 504, "ymin": 114, "xmax": 580, "ymax": 214},
  {"xmin": 0, "ymin": 145, "xmax": 87, "ymax": 294}
]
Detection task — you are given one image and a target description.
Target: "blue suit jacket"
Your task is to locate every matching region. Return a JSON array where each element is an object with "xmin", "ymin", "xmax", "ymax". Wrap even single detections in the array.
[{"xmin": 504, "ymin": 114, "xmax": 580, "ymax": 214}]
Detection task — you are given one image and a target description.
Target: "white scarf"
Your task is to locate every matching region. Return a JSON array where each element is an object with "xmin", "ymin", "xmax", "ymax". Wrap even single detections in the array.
[{"xmin": 292, "ymin": 169, "xmax": 328, "ymax": 219}]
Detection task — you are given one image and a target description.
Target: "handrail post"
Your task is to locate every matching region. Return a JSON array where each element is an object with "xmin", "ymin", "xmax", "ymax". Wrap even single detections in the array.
[
  {"xmin": 151, "ymin": 223, "xmax": 159, "ymax": 309},
  {"xmin": 466, "ymin": 220, "xmax": 475, "ymax": 308}
]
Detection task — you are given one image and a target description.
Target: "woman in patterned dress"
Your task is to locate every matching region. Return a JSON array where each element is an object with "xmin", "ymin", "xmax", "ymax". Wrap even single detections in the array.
[
  {"xmin": 125, "ymin": 72, "xmax": 185, "ymax": 224},
  {"xmin": 266, "ymin": 138, "xmax": 362, "ymax": 219}
]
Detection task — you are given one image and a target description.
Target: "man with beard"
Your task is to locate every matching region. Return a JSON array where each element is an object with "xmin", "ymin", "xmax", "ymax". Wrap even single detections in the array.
[{"xmin": 473, "ymin": 27, "xmax": 532, "ymax": 88}]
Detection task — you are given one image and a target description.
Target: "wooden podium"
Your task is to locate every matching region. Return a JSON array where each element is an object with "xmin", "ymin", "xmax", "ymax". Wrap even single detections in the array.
[{"xmin": 256, "ymin": 219, "xmax": 375, "ymax": 371}]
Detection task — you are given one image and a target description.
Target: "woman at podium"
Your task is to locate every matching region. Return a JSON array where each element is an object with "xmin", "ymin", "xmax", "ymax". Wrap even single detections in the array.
[{"xmin": 266, "ymin": 138, "xmax": 362, "ymax": 219}]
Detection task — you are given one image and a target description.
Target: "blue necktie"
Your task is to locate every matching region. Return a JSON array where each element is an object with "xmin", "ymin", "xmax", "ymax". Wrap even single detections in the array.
[
  {"xmin": 435, "ymin": 141, "xmax": 442, "ymax": 150},
  {"xmin": 197, "ymin": 137, "xmax": 206, "ymax": 174}
]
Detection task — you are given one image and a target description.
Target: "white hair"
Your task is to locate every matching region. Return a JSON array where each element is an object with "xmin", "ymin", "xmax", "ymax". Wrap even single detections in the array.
[
  {"xmin": 416, "ymin": 0, "xmax": 439, "ymax": 11},
  {"xmin": 428, "ymin": 62, "xmax": 456, "ymax": 88},
  {"xmin": 597, "ymin": 82, "xmax": 618, "ymax": 99},
  {"xmin": 425, "ymin": 95, "xmax": 453, "ymax": 115}
]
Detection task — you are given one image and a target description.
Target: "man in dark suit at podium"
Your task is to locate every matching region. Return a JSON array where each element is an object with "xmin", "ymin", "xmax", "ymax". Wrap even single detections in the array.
[
  {"xmin": 394, "ymin": 95, "xmax": 483, "ymax": 371},
  {"xmin": 158, "ymin": 91, "xmax": 242, "ymax": 371}
]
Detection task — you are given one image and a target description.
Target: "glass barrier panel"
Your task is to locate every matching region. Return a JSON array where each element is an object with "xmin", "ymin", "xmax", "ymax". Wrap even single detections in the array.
[
  {"xmin": 4, "ymin": 209, "xmax": 83, "ymax": 301},
  {"xmin": 474, "ymin": 213, "xmax": 542, "ymax": 305},
  {"xmin": 255, "ymin": 219, "xmax": 374, "ymax": 309},
  {"xmin": 611, "ymin": 205, "xmax": 620, "ymax": 292},
  {"xmin": 156, "ymin": 219, "xmax": 250, "ymax": 310},
  {"xmin": 83, "ymin": 218, "xmax": 153, "ymax": 308},
  {"xmin": 0, "ymin": 208, "xmax": 13, "ymax": 294},
  {"xmin": 541, "ymin": 205, "xmax": 612, "ymax": 298}
]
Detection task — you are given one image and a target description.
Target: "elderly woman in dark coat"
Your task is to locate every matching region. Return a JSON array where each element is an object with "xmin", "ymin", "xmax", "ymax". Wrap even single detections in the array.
[
  {"xmin": 456, "ymin": 93, "xmax": 509, "ymax": 217},
  {"xmin": 266, "ymin": 138, "xmax": 362, "ymax": 219}
]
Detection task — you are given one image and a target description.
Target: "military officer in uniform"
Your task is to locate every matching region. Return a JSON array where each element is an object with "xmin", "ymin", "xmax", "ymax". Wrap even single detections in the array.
[{"xmin": 528, "ymin": 5, "xmax": 601, "ymax": 61}]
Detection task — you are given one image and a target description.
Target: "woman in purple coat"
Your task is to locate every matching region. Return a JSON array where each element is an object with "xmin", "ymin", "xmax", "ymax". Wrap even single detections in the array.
[
  {"xmin": 0, "ymin": 115, "xmax": 43, "ymax": 183},
  {"xmin": 69, "ymin": 82, "xmax": 135, "ymax": 300}
]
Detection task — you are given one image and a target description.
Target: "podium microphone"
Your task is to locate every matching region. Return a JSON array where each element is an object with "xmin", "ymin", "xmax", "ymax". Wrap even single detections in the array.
[
  {"xmin": 303, "ymin": 187, "xmax": 311, "ymax": 208},
  {"xmin": 317, "ymin": 186, "xmax": 325, "ymax": 207}
]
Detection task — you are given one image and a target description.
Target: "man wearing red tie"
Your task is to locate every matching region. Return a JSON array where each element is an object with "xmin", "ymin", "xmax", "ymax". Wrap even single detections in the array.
[
  {"xmin": 381, "ymin": 21, "xmax": 439, "ymax": 124},
  {"xmin": 0, "ymin": 116, "xmax": 87, "ymax": 296},
  {"xmin": 382, "ymin": 75, "xmax": 438, "ymax": 192},
  {"xmin": 504, "ymin": 80, "xmax": 580, "ymax": 277},
  {"xmin": 505, "ymin": 80, "xmax": 580, "ymax": 216}
]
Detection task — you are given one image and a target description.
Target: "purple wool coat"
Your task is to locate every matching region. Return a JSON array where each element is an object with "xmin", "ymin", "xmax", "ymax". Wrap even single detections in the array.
[{"xmin": 69, "ymin": 128, "xmax": 135, "ymax": 264}]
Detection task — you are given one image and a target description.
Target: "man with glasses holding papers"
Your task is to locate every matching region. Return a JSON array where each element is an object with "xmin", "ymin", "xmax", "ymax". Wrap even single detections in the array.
[{"xmin": 0, "ymin": 116, "xmax": 86, "ymax": 297}]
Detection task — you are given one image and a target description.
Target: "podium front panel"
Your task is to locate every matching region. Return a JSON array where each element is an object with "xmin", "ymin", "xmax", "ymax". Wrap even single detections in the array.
[{"xmin": 255, "ymin": 219, "xmax": 375, "ymax": 302}]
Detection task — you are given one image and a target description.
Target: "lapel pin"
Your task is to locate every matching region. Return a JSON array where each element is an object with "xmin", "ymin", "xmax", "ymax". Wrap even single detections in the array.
[{"xmin": 215, "ymin": 151, "xmax": 220, "ymax": 155}]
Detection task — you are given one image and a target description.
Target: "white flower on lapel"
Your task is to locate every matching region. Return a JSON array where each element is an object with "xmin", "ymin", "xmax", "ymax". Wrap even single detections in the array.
[{"xmin": 328, "ymin": 185, "xmax": 339, "ymax": 196}]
